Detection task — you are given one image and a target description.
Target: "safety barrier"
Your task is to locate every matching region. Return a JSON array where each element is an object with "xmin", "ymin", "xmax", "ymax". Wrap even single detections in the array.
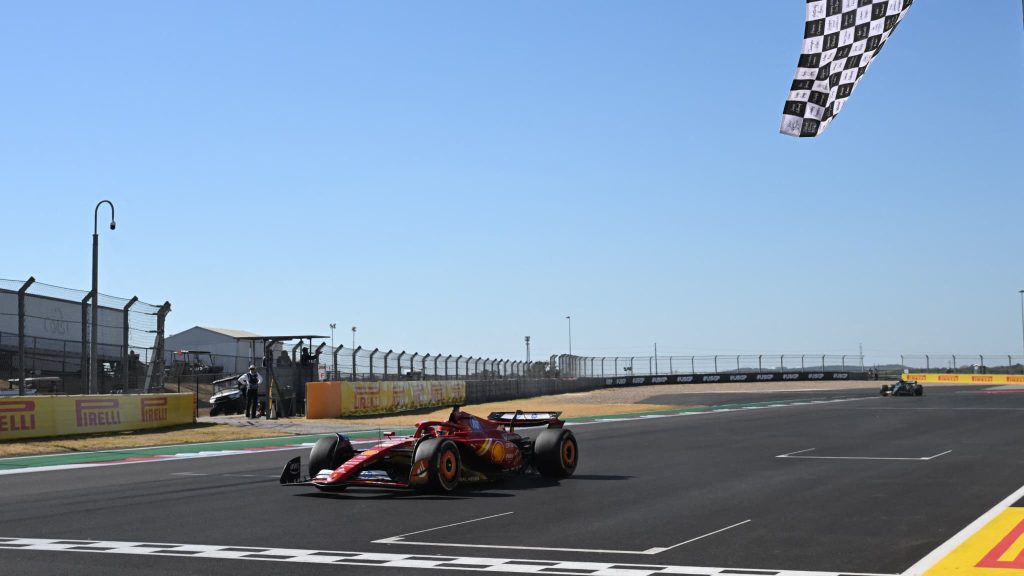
[
  {"xmin": 902, "ymin": 373, "xmax": 1024, "ymax": 385},
  {"xmin": 0, "ymin": 393, "xmax": 194, "ymax": 441},
  {"xmin": 305, "ymin": 381, "xmax": 466, "ymax": 418}
]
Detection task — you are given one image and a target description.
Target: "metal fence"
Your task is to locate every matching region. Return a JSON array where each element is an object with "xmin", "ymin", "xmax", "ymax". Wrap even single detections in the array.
[
  {"xmin": 0, "ymin": 277, "xmax": 170, "ymax": 395},
  {"xmin": 895, "ymin": 354, "xmax": 1024, "ymax": 375},
  {"xmin": 557, "ymin": 354, "xmax": 867, "ymax": 378},
  {"xmin": 557, "ymin": 353, "xmax": 1024, "ymax": 378},
  {"xmin": 161, "ymin": 346, "xmax": 556, "ymax": 386}
]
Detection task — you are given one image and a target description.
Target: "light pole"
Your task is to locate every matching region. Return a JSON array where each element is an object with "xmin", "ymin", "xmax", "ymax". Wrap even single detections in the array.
[
  {"xmin": 351, "ymin": 326, "xmax": 357, "ymax": 350},
  {"xmin": 329, "ymin": 323, "xmax": 336, "ymax": 378},
  {"xmin": 565, "ymin": 315, "xmax": 572, "ymax": 377},
  {"xmin": 524, "ymin": 336, "xmax": 531, "ymax": 369},
  {"xmin": 91, "ymin": 200, "xmax": 116, "ymax": 395},
  {"xmin": 1018, "ymin": 290, "xmax": 1024, "ymax": 361}
]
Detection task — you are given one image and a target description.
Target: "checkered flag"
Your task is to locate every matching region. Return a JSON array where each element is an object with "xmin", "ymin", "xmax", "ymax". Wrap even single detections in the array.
[{"xmin": 780, "ymin": 0, "xmax": 914, "ymax": 137}]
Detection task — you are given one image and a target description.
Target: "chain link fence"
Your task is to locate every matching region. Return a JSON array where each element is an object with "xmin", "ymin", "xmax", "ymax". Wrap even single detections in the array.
[
  {"xmin": 895, "ymin": 354, "xmax": 1024, "ymax": 375},
  {"xmin": 161, "ymin": 347, "xmax": 557, "ymax": 387},
  {"xmin": 557, "ymin": 354, "xmax": 868, "ymax": 378},
  {"xmin": 0, "ymin": 277, "xmax": 170, "ymax": 395}
]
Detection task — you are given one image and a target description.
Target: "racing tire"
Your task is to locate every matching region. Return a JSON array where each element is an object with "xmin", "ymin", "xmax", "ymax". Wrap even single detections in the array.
[
  {"xmin": 209, "ymin": 406, "xmax": 221, "ymax": 417},
  {"xmin": 308, "ymin": 433, "xmax": 356, "ymax": 478},
  {"xmin": 880, "ymin": 384, "xmax": 889, "ymax": 396},
  {"xmin": 413, "ymin": 438, "xmax": 461, "ymax": 493},
  {"xmin": 534, "ymin": 428, "xmax": 578, "ymax": 478},
  {"xmin": 914, "ymin": 385, "xmax": 923, "ymax": 396}
]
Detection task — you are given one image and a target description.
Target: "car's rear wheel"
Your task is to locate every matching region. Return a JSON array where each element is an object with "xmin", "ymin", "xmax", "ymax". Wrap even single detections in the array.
[
  {"xmin": 880, "ymin": 384, "xmax": 889, "ymax": 396},
  {"xmin": 534, "ymin": 428, "xmax": 578, "ymax": 478},
  {"xmin": 413, "ymin": 438, "xmax": 461, "ymax": 492},
  {"xmin": 308, "ymin": 433, "xmax": 355, "ymax": 478},
  {"xmin": 209, "ymin": 405, "xmax": 221, "ymax": 417},
  {"xmin": 915, "ymin": 385, "xmax": 924, "ymax": 396}
]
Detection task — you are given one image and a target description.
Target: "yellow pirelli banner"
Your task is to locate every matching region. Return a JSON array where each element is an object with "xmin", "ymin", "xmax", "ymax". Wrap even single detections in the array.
[
  {"xmin": 0, "ymin": 394, "xmax": 194, "ymax": 441},
  {"xmin": 340, "ymin": 380, "xmax": 466, "ymax": 417},
  {"xmin": 902, "ymin": 373, "xmax": 1024, "ymax": 385}
]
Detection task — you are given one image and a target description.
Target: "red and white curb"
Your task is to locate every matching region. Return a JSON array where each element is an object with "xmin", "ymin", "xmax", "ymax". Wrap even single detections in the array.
[{"xmin": 0, "ymin": 536, "xmax": 893, "ymax": 576}]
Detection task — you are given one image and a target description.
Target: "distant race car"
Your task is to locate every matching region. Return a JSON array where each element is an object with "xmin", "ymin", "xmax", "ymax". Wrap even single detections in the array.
[
  {"xmin": 279, "ymin": 406, "xmax": 578, "ymax": 493},
  {"xmin": 881, "ymin": 380, "xmax": 923, "ymax": 396}
]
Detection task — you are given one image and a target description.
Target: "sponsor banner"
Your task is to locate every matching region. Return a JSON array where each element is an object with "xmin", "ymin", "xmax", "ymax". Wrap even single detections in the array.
[
  {"xmin": 604, "ymin": 372, "xmax": 867, "ymax": 387},
  {"xmin": 340, "ymin": 381, "xmax": 466, "ymax": 416},
  {"xmin": 0, "ymin": 394, "xmax": 193, "ymax": 441},
  {"xmin": 903, "ymin": 373, "xmax": 1024, "ymax": 385}
]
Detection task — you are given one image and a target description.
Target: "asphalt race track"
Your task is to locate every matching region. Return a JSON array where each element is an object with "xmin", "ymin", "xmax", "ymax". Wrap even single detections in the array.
[{"xmin": 2, "ymin": 386, "xmax": 1023, "ymax": 576}]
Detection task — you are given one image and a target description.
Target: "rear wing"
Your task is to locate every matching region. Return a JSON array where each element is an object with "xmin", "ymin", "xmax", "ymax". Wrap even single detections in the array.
[{"xmin": 487, "ymin": 411, "xmax": 563, "ymax": 429}]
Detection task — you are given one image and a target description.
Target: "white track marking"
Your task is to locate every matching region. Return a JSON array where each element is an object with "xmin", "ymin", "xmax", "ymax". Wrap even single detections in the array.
[
  {"xmin": 901, "ymin": 482, "xmax": 1024, "ymax": 575},
  {"xmin": 376, "ymin": 518, "xmax": 751, "ymax": 556},
  {"xmin": 0, "ymin": 536, "xmax": 896, "ymax": 576},
  {"xmin": 776, "ymin": 448, "xmax": 952, "ymax": 461},
  {"xmin": 644, "ymin": 519, "xmax": 751, "ymax": 554},
  {"xmin": 381, "ymin": 512, "xmax": 515, "ymax": 539}
]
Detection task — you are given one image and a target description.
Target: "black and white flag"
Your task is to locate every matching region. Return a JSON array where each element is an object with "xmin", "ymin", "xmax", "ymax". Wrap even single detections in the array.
[{"xmin": 780, "ymin": 0, "xmax": 914, "ymax": 137}]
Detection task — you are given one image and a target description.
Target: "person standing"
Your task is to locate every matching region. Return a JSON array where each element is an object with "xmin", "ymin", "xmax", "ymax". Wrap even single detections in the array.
[{"xmin": 238, "ymin": 365, "xmax": 263, "ymax": 419}]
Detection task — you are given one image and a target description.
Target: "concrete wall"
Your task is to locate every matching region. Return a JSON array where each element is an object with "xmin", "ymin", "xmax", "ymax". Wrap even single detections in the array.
[{"xmin": 465, "ymin": 378, "xmax": 603, "ymax": 404}]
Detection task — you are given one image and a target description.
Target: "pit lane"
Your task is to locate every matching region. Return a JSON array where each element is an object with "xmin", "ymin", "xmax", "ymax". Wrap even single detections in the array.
[{"xmin": 1, "ymin": 386, "xmax": 1022, "ymax": 576}]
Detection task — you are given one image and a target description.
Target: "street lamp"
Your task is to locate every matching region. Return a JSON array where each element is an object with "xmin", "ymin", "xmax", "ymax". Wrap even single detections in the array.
[
  {"xmin": 565, "ymin": 315, "xmax": 572, "ymax": 377},
  {"xmin": 351, "ymin": 326, "xmax": 357, "ymax": 350},
  {"xmin": 1018, "ymin": 290, "xmax": 1024, "ymax": 361},
  {"xmin": 565, "ymin": 316, "xmax": 572, "ymax": 357},
  {"xmin": 329, "ymin": 323, "xmax": 337, "ymax": 378},
  {"xmin": 90, "ymin": 200, "xmax": 116, "ymax": 395},
  {"xmin": 524, "ymin": 336, "xmax": 531, "ymax": 364}
]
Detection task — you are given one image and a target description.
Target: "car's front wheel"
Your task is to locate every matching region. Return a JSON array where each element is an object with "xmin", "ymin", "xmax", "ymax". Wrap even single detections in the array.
[
  {"xmin": 308, "ymin": 433, "xmax": 355, "ymax": 478},
  {"xmin": 413, "ymin": 438, "xmax": 461, "ymax": 492}
]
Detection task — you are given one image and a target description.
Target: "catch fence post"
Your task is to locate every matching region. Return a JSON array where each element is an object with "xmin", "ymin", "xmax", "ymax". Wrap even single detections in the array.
[
  {"xmin": 352, "ymin": 346, "xmax": 361, "ymax": 380},
  {"xmin": 445, "ymin": 354, "xmax": 453, "ymax": 379},
  {"xmin": 333, "ymin": 345, "xmax": 344, "ymax": 380},
  {"xmin": 758, "ymin": 355, "xmax": 763, "ymax": 373},
  {"xmin": 81, "ymin": 291, "xmax": 92, "ymax": 393},
  {"xmin": 691, "ymin": 356, "xmax": 695, "ymax": 374},
  {"xmin": 714, "ymin": 355, "xmax": 718, "ymax": 373},
  {"xmin": 925, "ymin": 355, "xmax": 929, "ymax": 370},
  {"xmin": 369, "ymin": 348, "xmax": 379, "ymax": 379},
  {"xmin": 458, "ymin": 356, "xmax": 466, "ymax": 379},
  {"xmin": 614, "ymin": 357, "xmax": 618, "ymax": 377},
  {"xmin": 121, "ymin": 296, "xmax": 138, "ymax": 392},
  {"xmin": 821, "ymin": 355, "xmax": 826, "ymax": 370},
  {"xmin": 17, "ymin": 277, "xmax": 35, "ymax": 396},
  {"xmin": 841, "ymin": 355, "xmax": 845, "ymax": 370}
]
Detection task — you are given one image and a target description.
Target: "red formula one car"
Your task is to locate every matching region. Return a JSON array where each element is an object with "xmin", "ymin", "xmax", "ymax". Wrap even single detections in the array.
[{"xmin": 279, "ymin": 406, "xmax": 578, "ymax": 493}]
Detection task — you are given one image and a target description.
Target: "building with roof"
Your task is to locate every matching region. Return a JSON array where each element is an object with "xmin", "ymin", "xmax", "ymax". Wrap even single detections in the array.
[{"xmin": 164, "ymin": 326, "xmax": 274, "ymax": 374}]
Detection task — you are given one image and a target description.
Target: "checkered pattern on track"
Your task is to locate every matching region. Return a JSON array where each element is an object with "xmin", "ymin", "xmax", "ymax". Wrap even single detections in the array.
[{"xmin": 0, "ymin": 537, "xmax": 893, "ymax": 576}]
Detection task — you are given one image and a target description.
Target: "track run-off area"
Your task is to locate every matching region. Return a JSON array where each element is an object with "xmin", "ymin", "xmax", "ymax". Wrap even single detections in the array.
[{"xmin": 1, "ymin": 386, "xmax": 1022, "ymax": 576}]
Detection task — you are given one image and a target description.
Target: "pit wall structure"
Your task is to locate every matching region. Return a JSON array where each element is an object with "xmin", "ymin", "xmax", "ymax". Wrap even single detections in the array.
[
  {"xmin": 902, "ymin": 373, "xmax": 1024, "ymax": 384},
  {"xmin": 0, "ymin": 394, "xmax": 194, "ymax": 441}
]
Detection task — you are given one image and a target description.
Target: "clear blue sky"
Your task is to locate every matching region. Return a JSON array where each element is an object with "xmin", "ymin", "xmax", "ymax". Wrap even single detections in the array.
[{"xmin": 2, "ymin": 1, "xmax": 1022, "ymax": 365}]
